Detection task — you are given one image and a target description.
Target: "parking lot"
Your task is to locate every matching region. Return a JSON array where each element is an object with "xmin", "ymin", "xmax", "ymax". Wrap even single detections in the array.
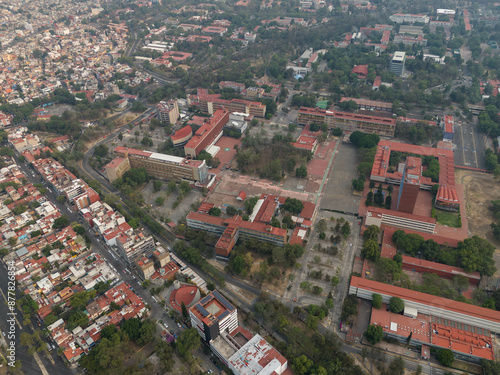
[
  {"xmin": 320, "ymin": 142, "xmax": 361, "ymax": 214},
  {"xmin": 453, "ymin": 117, "xmax": 486, "ymax": 169}
]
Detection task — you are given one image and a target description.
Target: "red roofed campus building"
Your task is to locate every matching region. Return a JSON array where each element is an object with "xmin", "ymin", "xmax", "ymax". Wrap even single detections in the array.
[
  {"xmin": 370, "ymin": 306, "xmax": 494, "ymax": 363},
  {"xmin": 350, "ymin": 276, "xmax": 500, "ymax": 334},
  {"xmin": 365, "ymin": 207, "xmax": 436, "ymax": 233},
  {"xmin": 442, "ymin": 115, "xmax": 454, "ymax": 141},
  {"xmin": 236, "ymin": 191, "xmax": 247, "ymax": 201},
  {"xmin": 171, "ymin": 125, "xmax": 193, "ymax": 147},
  {"xmin": 340, "ymin": 97, "xmax": 393, "ymax": 112},
  {"xmin": 298, "ymin": 107, "xmax": 396, "ymax": 137},
  {"xmin": 187, "ymin": 212, "xmax": 286, "ymax": 257},
  {"xmin": 351, "ymin": 64, "xmax": 368, "ymax": 79},
  {"xmin": 184, "ymin": 108, "xmax": 229, "ymax": 157},
  {"xmin": 197, "ymin": 89, "xmax": 267, "ymax": 118},
  {"xmin": 381, "ymin": 227, "xmax": 480, "ymax": 285},
  {"xmin": 114, "ymin": 146, "xmax": 209, "ymax": 183},
  {"xmin": 168, "ymin": 280, "xmax": 201, "ymax": 312},
  {"xmin": 370, "ymin": 140, "xmax": 459, "ymax": 213},
  {"xmin": 187, "ymin": 194, "xmax": 313, "ymax": 257},
  {"xmin": 293, "ymin": 124, "xmax": 320, "ymax": 152}
]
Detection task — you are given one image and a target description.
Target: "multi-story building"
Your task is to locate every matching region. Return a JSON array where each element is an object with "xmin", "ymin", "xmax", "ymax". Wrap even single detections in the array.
[
  {"xmin": 340, "ymin": 97, "xmax": 393, "ymax": 112},
  {"xmin": 390, "ymin": 51, "xmax": 406, "ymax": 76},
  {"xmin": 157, "ymin": 99, "xmax": 179, "ymax": 124},
  {"xmin": 170, "ymin": 126, "xmax": 193, "ymax": 147},
  {"xmin": 365, "ymin": 207, "xmax": 437, "ymax": 233},
  {"xmin": 227, "ymin": 334, "xmax": 290, "ymax": 375},
  {"xmin": 298, "ymin": 107, "xmax": 396, "ymax": 137},
  {"xmin": 113, "ymin": 147, "xmax": 209, "ymax": 183},
  {"xmin": 189, "ymin": 290, "xmax": 239, "ymax": 342},
  {"xmin": 104, "ymin": 157, "xmax": 131, "ymax": 183},
  {"xmin": 197, "ymin": 90, "xmax": 266, "ymax": 118},
  {"xmin": 116, "ymin": 230, "xmax": 155, "ymax": 263},
  {"xmin": 224, "ymin": 112, "xmax": 248, "ymax": 137},
  {"xmin": 187, "ymin": 212, "xmax": 288, "ymax": 257},
  {"xmin": 389, "ymin": 14, "xmax": 430, "ymax": 24},
  {"xmin": 135, "ymin": 256, "xmax": 155, "ymax": 279},
  {"xmin": 393, "ymin": 34, "xmax": 427, "ymax": 46},
  {"xmin": 184, "ymin": 108, "xmax": 229, "ymax": 157},
  {"xmin": 350, "ymin": 276, "xmax": 500, "ymax": 334}
]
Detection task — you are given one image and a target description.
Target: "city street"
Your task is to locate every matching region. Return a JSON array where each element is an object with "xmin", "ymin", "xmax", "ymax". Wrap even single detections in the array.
[{"xmin": 14, "ymin": 159, "xmax": 222, "ymax": 373}]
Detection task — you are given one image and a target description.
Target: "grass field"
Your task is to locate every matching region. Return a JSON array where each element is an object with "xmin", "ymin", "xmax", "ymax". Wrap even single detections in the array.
[{"xmin": 434, "ymin": 210, "xmax": 461, "ymax": 228}]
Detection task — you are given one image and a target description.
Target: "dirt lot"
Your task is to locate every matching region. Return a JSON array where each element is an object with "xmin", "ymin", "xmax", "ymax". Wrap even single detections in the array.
[
  {"xmin": 456, "ymin": 169, "xmax": 500, "ymax": 280},
  {"xmin": 141, "ymin": 180, "xmax": 203, "ymax": 224},
  {"xmin": 456, "ymin": 170, "xmax": 499, "ymax": 242}
]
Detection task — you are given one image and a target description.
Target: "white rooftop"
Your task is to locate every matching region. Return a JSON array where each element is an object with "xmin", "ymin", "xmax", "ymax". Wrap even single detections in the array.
[
  {"xmin": 149, "ymin": 152, "xmax": 184, "ymax": 164},
  {"xmin": 228, "ymin": 334, "xmax": 286, "ymax": 375},
  {"xmin": 392, "ymin": 51, "xmax": 406, "ymax": 61}
]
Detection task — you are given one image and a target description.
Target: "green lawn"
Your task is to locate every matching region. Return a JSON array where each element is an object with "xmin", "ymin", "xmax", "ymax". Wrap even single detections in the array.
[{"xmin": 434, "ymin": 210, "xmax": 461, "ymax": 228}]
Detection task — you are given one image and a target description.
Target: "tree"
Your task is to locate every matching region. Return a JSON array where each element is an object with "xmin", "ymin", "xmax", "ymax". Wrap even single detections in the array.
[
  {"xmin": 94, "ymin": 144, "xmax": 108, "ymax": 158},
  {"xmin": 153, "ymin": 180, "xmax": 162, "ymax": 192},
  {"xmin": 100, "ymin": 325, "xmax": 117, "ymax": 340},
  {"xmin": 372, "ymin": 294, "xmax": 382, "ymax": 309},
  {"xmin": 167, "ymin": 180, "xmax": 177, "ymax": 194},
  {"xmin": 352, "ymin": 178, "xmax": 364, "ymax": 191},
  {"xmin": 485, "ymin": 149, "xmax": 499, "ymax": 172},
  {"xmin": 331, "ymin": 276, "xmax": 339, "ymax": 288},
  {"xmin": 317, "ymin": 219, "xmax": 327, "ymax": 232},
  {"xmin": 436, "ymin": 348, "xmax": 454, "ymax": 367},
  {"xmin": 283, "ymin": 197, "xmax": 304, "ymax": 214},
  {"xmin": 176, "ymin": 328, "xmax": 200, "ymax": 358},
  {"xmin": 156, "ymin": 196, "xmax": 165, "ymax": 206},
  {"xmin": 231, "ymin": 255, "xmax": 246, "ymax": 274},
  {"xmin": 387, "ymin": 356, "xmax": 405, "ymax": 375},
  {"xmin": 181, "ymin": 302, "xmax": 188, "ymax": 320},
  {"xmin": 208, "ymin": 207, "xmax": 222, "ymax": 216},
  {"xmin": 366, "ymin": 191, "xmax": 373, "ymax": 205},
  {"xmin": 52, "ymin": 215, "xmax": 70, "ymax": 229},
  {"xmin": 296, "ymin": 165, "xmax": 307, "ymax": 178},
  {"xmin": 362, "ymin": 239, "xmax": 380, "ymax": 261},
  {"xmin": 374, "ymin": 184, "xmax": 384, "ymax": 205},
  {"xmin": 226, "ymin": 205, "xmax": 238, "ymax": 216},
  {"xmin": 121, "ymin": 318, "xmax": 142, "ymax": 341},
  {"xmin": 388, "ymin": 297, "xmax": 404, "ymax": 313},
  {"xmin": 364, "ymin": 324, "xmax": 383, "ymax": 345},
  {"xmin": 341, "ymin": 222, "xmax": 351, "ymax": 238},
  {"xmin": 385, "ymin": 195, "xmax": 392, "ymax": 209},
  {"xmin": 363, "ymin": 225, "xmax": 381, "ymax": 241},
  {"xmin": 179, "ymin": 181, "xmax": 191, "ymax": 195}
]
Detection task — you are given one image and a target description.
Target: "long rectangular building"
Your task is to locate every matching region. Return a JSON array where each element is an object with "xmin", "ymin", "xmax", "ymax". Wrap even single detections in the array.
[
  {"xmin": 186, "ymin": 211, "xmax": 287, "ymax": 257},
  {"xmin": 298, "ymin": 107, "xmax": 396, "ymax": 137},
  {"xmin": 184, "ymin": 108, "xmax": 229, "ymax": 157},
  {"xmin": 113, "ymin": 146, "xmax": 208, "ymax": 183},
  {"xmin": 197, "ymin": 89, "xmax": 266, "ymax": 118},
  {"xmin": 350, "ymin": 276, "xmax": 500, "ymax": 333}
]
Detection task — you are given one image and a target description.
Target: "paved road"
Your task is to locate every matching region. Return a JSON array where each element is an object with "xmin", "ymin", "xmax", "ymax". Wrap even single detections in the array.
[
  {"xmin": 453, "ymin": 116, "xmax": 486, "ymax": 169},
  {"xmin": 0, "ymin": 261, "xmax": 73, "ymax": 375},
  {"xmin": 15, "ymin": 159, "xmax": 225, "ymax": 373}
]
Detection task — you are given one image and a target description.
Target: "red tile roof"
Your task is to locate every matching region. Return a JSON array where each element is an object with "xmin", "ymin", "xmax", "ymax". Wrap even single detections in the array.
[{"xmin": 351, "ymin": 276, "xmax": 500, "ymax": 324}]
